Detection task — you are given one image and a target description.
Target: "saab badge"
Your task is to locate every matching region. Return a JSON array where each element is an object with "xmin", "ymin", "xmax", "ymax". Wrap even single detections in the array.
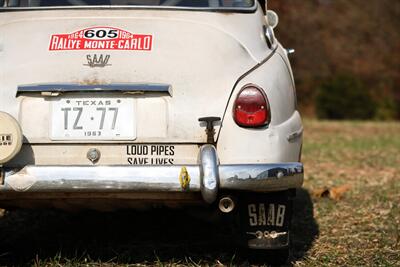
[{"xmin": 84, "ymin": 54, "xmax": 111, "ymax": 68}]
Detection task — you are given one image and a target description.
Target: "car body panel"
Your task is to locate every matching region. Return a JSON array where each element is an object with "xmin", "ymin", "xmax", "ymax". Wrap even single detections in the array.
[
  {"xmin": 218, "ymin": 53, "xmax": 302, "ymax": 164},
  {"xmin": 0, "ymin": 8, "xmax": 273, "ymax": 145}
]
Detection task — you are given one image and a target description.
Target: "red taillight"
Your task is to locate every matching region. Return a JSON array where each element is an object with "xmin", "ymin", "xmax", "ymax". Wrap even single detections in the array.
[{"xmin": 233, "ymin": 85, "xmax": 270, "ymax": 127}]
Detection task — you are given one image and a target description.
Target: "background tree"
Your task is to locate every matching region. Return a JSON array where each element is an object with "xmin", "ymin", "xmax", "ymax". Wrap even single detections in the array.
[{"xmin": 268, "ymin": 0, "xmax": 400, "ymax": 119}]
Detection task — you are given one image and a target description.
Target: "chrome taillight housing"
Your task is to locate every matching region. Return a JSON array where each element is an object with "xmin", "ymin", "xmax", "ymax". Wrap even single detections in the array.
[{"xmin": 233, "ymin": 84, "xmax": 270, "ymax": 127}]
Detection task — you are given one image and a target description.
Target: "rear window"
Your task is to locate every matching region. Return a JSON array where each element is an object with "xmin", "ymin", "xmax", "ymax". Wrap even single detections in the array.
[{"xmin": 2, "ymin": 0, "xmax": 255, "ymax": 9}]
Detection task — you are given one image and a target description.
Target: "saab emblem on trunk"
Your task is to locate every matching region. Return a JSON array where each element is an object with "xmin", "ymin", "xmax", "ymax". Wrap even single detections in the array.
[
  {"xmin": 49, "ymin": 26, "xmax": 153, "ymax": 51},
  {"xmin": 84, "ymin": 54, "xmax": 111, "ymax": 68}
]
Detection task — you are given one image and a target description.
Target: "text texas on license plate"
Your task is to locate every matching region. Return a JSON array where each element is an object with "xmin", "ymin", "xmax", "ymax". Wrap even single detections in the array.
[{"xmin": 51, "ymin": 98, "xmax": 136, "ymax": 140}]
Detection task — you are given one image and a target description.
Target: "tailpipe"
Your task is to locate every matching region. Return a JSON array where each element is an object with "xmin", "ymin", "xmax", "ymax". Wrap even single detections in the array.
[{"xmin": 218, "ymin": 196, "xmax": 235, "ymax": 213}]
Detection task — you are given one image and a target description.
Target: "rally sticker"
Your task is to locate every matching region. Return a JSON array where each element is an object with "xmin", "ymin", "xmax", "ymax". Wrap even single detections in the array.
[{"xmin": 49, "ymin": 27, "xmax": 153, "ymax": 51}]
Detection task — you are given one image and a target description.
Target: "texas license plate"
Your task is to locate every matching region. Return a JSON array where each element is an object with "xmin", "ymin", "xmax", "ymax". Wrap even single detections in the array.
[{"xmin": 50, "ymin": 97, "xmax": 136, "ymax": 140}]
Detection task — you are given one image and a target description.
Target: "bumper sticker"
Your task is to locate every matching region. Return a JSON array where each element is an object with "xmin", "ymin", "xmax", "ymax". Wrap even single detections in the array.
[
  {"xmin": 49, "ymin": 27, "xmax": 153, "ymax": 51},
  {"xmin": 126, "ymin": 145, "xmax": 175, "ymax": 165}
]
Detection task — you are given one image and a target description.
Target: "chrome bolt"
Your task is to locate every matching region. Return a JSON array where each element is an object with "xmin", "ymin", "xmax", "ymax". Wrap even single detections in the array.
[
  {"xmin": 87, "ymin": 148, "xmax": 101, "ymax": 163},
  {"xmin": 264, "ymin": 231, "xmax": 270, "ymax": 238},
  {"xmin": 270, "ymin": 231, "xmax": 278, "ymax": 238},
  {"xmin": 255, "ymin": 231, "xmax": 264, "ymax": 239},
  {"xmin": 276, "ymin": 171, "xmax": 284, "ymax": 179}
]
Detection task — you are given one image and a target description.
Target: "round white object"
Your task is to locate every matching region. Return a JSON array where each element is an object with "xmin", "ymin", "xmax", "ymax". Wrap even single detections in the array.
[{"xmin": 0, "ymin": 112, "xmax": 23, "ymax": 164}]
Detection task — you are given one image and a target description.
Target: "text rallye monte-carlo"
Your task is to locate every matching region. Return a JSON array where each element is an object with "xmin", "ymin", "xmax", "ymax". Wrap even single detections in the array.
[{"xmin": 0, "ymin": 0, "xmax": 303, "ymax": 264}]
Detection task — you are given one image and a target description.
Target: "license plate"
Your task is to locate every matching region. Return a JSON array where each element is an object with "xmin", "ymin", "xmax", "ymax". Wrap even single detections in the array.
[{"xmin": 51, "ymin": 97, "xmax": 136, "ymax": 140}]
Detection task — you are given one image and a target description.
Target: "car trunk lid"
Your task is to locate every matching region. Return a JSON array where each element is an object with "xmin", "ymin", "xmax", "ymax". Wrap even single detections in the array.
[{"xmin": 0, "ymin": 9, "xmax": 267, "ymax": 143}]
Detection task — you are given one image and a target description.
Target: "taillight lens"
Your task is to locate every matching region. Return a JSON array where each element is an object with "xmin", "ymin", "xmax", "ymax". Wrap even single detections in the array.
[{"xmin": 233, "ymin": 85, "xmax": 270, "ymax": 127}]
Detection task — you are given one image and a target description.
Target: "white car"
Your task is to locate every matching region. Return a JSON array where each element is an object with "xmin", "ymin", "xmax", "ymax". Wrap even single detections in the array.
[{"xmin": 0, "ymin": 0, "xmax": 303, "ymax": 264}]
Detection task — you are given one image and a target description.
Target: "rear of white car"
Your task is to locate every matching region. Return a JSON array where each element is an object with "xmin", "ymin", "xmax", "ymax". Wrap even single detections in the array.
[{"xmin": 0, "ymin": 0, "xmax": 303, "ymax": 264}]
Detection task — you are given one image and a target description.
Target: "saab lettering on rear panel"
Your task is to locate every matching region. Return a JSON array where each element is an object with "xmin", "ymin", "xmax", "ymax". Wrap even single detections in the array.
[
  {"xmin": 49, "ymin": 27, "xmax": 153, "ymax": 51},
  {"xmin": 248, "ymin": 203, "xmax": 286, "ymax": 227}
]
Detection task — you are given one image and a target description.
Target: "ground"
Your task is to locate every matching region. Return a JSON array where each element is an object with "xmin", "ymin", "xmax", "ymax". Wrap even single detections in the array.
[
  {"xmin": 293, "ymin": 120, "xmax": 400, "ymax": 266},
  {"xmin": 0, "ymin": 120, "xmax": 399, "ymax": 266}
]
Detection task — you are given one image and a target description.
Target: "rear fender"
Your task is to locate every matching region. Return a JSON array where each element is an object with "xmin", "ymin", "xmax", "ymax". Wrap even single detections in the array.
[{"xmin": 217, "ymin": 52, "xmax": 302, "ymax": 164}]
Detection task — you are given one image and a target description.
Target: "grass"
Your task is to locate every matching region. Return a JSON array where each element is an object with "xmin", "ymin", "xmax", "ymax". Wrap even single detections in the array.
[
  {"xmin": 296, "ymin": 120, "xmax": 400, "ymax": 266},
  {"xmin": 0, "ymin": 120, "xmax": 399, "ymax": 266}
]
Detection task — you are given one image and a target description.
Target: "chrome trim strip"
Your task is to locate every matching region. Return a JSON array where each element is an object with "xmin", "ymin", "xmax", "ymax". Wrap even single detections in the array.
[
  {"xmin": 17, "ymin": 83, "xmax": 172, "ymax": 96},
  {"xmin": 199, "ymin": 145, "xmax": 219, "ymax": 204}
]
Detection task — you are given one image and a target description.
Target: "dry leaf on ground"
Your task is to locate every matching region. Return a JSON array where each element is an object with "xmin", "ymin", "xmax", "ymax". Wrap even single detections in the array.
[{"xmin": 312, "ymin": 184, "xmax": 351, "ymax": 200}]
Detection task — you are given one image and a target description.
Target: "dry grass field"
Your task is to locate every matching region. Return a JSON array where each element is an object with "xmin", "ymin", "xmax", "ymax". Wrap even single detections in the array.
[
  {"xmin": 294, "ymin": 120, "xmax": 400, "ymax": 266},
  {"xmin": 0, "ymin": 120, "xmax": 399, "ymax": 266}
]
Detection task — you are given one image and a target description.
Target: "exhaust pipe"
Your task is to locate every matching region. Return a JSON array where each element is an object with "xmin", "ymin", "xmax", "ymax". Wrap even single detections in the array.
[{"xmin": 218, "ymin": 196, "xmax": 235, "ymax": 213}]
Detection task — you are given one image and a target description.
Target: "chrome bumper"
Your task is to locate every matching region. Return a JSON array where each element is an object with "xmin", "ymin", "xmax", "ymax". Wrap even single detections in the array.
[{"xmin": 0, "ymin": 145, "xmax": 303, "ymax": 203}]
